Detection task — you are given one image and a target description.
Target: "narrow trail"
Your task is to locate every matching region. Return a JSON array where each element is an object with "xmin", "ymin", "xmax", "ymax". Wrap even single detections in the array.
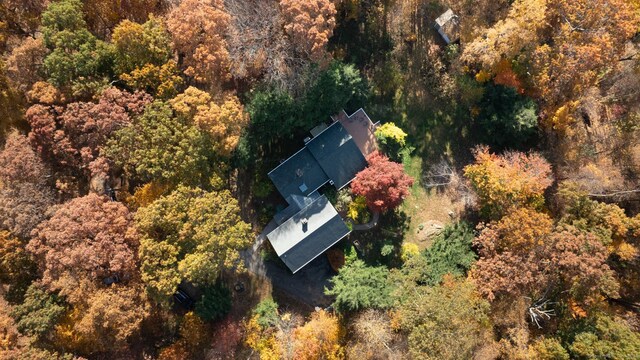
[{"xmin": 241, "ymin": 218, "xmax": 278, "ymax": 277}]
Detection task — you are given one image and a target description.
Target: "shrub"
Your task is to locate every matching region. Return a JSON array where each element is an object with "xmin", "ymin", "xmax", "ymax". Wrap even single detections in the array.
[{"xmin": 195, "ymin": 283, "xmax": 232, "ymax": 321}]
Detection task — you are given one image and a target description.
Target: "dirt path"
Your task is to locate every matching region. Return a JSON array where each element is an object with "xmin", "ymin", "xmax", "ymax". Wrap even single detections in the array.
[{"xmin": 241, "ymin": 218, "xmax": 278, "ymax": 277}]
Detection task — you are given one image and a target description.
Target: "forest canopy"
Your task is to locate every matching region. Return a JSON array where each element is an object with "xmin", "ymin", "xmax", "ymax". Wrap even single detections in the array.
[{"xmin": 1, "ymin": 0, "xmax": 640, "ymax": 359}]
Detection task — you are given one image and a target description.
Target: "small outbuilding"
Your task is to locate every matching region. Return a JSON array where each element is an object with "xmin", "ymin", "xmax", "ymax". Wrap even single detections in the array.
[{"xmin": 434, "ymin": 9, "xmax": 460, "ymax": 45}]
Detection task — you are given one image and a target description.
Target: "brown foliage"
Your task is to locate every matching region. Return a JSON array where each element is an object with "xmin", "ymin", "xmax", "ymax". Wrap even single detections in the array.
[
  {"xmin": 0, "ymin": 182, "xmax": 56, "ymax": 241},
  {"xmin": 27, "ymin": 193, "xmax": 140, "ymax": 303},
  {"xmin": 5, "ymin": 37, "xmax": 47, "ymax": 93},
  {"xmin": 0, "ymin": 130, "xmax": 47, "ymax": 186},
  {"xmin": 280, "ymin": 0, "xmax": 336, "ymax": 63},
  {"xmin": 210, "ymin": 317, "xmax": 244, "ymax": 359},
  {"xmin": 226, "ymin": 0, "xmax": 299, "ymax": 89},
  {"xmin": 74, "ymin": 285, "xmax": 150, "ymax": 350},
  {"xmin": 25, "ymin": 87, "xmax": 151, "ymax": 174},
  {"xmin": 0, "ymin": 131, "xmax": 54, "ymax": 239},
  {"xmin": 82, "ymin": 0, "xmax": 162, "ymax": 38},
  {"xmin": 0, "ymin": 0, "xmax": 48, "ymax": 35},
  {"xmin": 166, "ymin": 0, "xmax": 231, "ymax": 86},
  {"xmin": 471, "ymin": 208, "xmax": 618, "ymax": 305},
  {"xmin": 347, "ymin": 309, "xmax": 407, "ymax": 359}
]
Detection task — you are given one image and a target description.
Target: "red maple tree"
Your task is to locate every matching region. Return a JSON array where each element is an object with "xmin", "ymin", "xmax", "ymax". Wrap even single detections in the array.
[{"xmin": 351, "ymin": 152, "xmax": 414, "ymax": 213}]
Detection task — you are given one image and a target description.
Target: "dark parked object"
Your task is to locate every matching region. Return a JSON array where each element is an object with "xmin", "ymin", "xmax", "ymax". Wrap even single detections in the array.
[{"xmin": 174, "ymin": 289, "xmax": 194, "ymax": 309}]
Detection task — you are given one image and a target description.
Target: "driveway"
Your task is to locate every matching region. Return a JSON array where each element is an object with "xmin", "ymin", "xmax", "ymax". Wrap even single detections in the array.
[
  {"xmin": 265, "ymin": 255, "xmax": 334, "ymax": 308},
  {"xmin": 242, "ymin": 219, "xmax": 335, "ymax": 308}
]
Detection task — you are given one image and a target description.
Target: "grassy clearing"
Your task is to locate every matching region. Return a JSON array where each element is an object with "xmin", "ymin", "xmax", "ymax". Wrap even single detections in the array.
[{"xmin": 401, "ymin": 154, "xmax": 460, "ymax": 250}]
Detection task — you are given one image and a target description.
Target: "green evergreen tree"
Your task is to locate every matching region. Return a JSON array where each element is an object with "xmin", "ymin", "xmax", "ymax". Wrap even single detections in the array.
[{"xmin": 325, "ymin": 259, "xmax": 392, "ymax": 313}]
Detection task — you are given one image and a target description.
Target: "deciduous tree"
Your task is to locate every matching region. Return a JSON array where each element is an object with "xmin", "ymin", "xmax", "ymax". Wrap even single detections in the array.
[
  {"xmin": 291, "ymin": 310, "xmax": 343, "ymax": 360},
  {"xmin": 166, "ymin": 0, "xmax": 231, "ymax": 86},
  {"xmin": 82, "ymin": 0, "xmax": 161, "ymax": 38},
  {"xmin": 41, "ymin": 0, "xmax": 113, "ymax": 93},
  {"xmin": 471, "ymin": 208, "xmax": 618, "ymax": 304},
  {"xmin": 0, "ymin": 132, "xmax": 55, "ymax": 239},
  {"xmin": 532, "ymin": 0, "xmax": 639, "ymax": 126},
  {"xmin": 112, "ymin": 16, "xmax": 172, "ymax": 76},
  {"xmin": 390, "ymin": 276, "xmax": 492, "ymax": 360},
  {"xmin": 225, "ymin": 0, "xmax": 297, "ymax": 89},
  {"xmin": 26, "ymin": 88, "xmax": 151, "ymax": 175},
  {"xmin": 192, "ymin": 94, "xmax": 248, "ymax": 157},
  {"xmin": 0, "ymin": 61, "xmax": 24, "ymax": 140},
  {"xmin": 104, "ymin": 101, "xmax": 212, "ymax": 185},
  {"xmin": 0, "ymin": 183, "xmax": 55, "ymax": 241},
  {"xmin": 120, "ymin": 61, "xmax": 184, "ymax": 100},
  {"xmin": 0, "ymin": 0, "xmax": 48, "ymax": 36},
  {"xmin": 351, "ymin": 152, "xmax": 414, "ymax": 212},
  {"xmin": 27, "ymin": 194, "xmax": 140, "ymax": 303},
  {"xmin": 374, "ymin": 122, "xmax": 407, "ymax": 161},
  {"xmin": 557, "ymin": 182, "xmax": 639, "ymax": 260},
  {"xmin": 461, "ymin": 0, "xmax": 546, "ymax": 71},
  {"xmin": 10, "ymin": 284, "xmax": 65, "ymax": 341},
  {"xmin": 464, "ymin": 146, "xmax": 552, "ymax": 218},
  {"xmin": 5, "ymin": 36, "xmax": 47, "ymax": 93},
  {"xmin": 346, "ymin": 309, "xmax": 406, "ymax": 359},
  {"xmin": 73, "ymin": 285, "xmax": 150, "ymax": 350},
  {"xmin": 569, "ymin": 314, "xmax": 640, "ymax": 359},
  {"xmin": 0, "ymin": 232, "xmax": 37, "ymax": 303},
  {"xmin": 136, "ymin": 186, "xmax": 252, "ymax": 304},
  {"xmin": 280, "ymin": 0, "xmax": 336, "ymax": 63},
  {"xmin": 0, "ymin": 130, "xmax": 47, "ymax": 186}
]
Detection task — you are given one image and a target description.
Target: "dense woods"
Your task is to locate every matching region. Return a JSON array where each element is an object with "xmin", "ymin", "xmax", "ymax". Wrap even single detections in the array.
[{"xmin": 2, "ymin": 0, "xmax": 640, "ymax": 359}]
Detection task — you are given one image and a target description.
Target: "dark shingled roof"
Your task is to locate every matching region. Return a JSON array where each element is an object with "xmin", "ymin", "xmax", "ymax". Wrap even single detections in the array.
[
  {"xmin": 265, "ymin": 109, "xmax": 377, "ymax": 273},
  {"xmin": 273, "ymin": 192, "xmax": 321, "ymax": 225},
  {"xmin": 306, "ymin": 122, "xmax": 367, "ymax": 190},
  {"xmin": 267, "ymin": 195, "xmax": 351, "ymax": 273},
  {"xmin": 268, "ymin": 148, "xmax": 329, "ymax": 201}
]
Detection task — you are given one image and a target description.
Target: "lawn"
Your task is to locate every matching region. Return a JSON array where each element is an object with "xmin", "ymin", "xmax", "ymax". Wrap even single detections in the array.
[{"xmin": 401, "ymin": 154, "xmax": 462, "ymax": 250}]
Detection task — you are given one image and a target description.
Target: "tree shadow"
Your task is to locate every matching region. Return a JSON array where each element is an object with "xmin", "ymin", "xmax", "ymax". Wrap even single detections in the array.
[{"xmin": 350, "ymin": 209, "xmax": 410, "ymax": 268}]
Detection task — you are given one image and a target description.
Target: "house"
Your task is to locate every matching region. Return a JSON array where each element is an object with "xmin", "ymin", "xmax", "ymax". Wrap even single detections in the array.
[
  {"xmin": 266, "ymin": 109, "xmax": 378, "ymax": 273},
  {"xmin": 434, "ymin": 9, "xmax": 460, "ymax": 45}
]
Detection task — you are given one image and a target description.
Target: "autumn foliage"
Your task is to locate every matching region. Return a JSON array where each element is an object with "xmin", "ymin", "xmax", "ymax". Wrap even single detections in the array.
[
  {"xmin": 351, "ymin": 152, "xmax": 414, "ymax": 213},
  {"xmin": 166, "ymin": 0, "xmax": 231, "ymax": 86},
  {"xmin": 26, "ymin": 87, "xmax": 151, "ymax": 175},
  {"xmin": 280, "ymin": 0, "xmax": 337, "ymax": 63},
  {"xmin": 464, "ymin": 146, "xmax": 553, "ymax": 218},
  {"xmin": 27, "ymin": 194, "xmax": 140, "ymax": 303},
  {"xmin": 471, "ymin": 208, "xmax": 618, "ymax": 304}
]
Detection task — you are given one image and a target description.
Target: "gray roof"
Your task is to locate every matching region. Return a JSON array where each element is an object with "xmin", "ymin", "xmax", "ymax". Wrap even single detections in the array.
[
  {"xmin": 267, "ymin": 195, "xmax": 351, "ymax": 273},
  {"xmin": 434, "ymin": 9, "xmax": 460, "ymax": 44},
  {"xmin": 265, "ymin": 110, "xmax": 375, "ymax": 273},
  {"xmin": 268, "ymin": 148, "xmax": 329, "ymax": 200},
  {"xmin": 274, "ymin": 192, "xmax": 321, "ymax": 225},
  {"xmin": 306, "ymin": 122, "xmax": 367, "ymax": 190}
]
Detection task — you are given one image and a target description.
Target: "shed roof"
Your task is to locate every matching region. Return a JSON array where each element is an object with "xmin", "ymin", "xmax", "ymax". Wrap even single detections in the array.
[
  {"xmin": 435, "ymin": 9, "xmax": 460, "ymax": 44},
  {"xmin": 267, "ymin": 195, "xmax": 351, "ymax": 273}
]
